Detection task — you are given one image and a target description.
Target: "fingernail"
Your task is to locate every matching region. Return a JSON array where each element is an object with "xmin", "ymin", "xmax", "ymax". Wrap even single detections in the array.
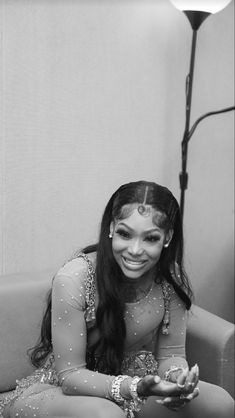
[
  {"xmin": 192, "ymin": 364, "xmax": 198, "ymax": 373},
  {"xmin": 154, "ymin": 376, "xmax": 161, "ymax": 384},
  {"xmin": 163, "ymin": 397, "xmax": 171, "ymax": 403},
  {"xmin": 156, "ymin": 400, "xmax": 164, "ymax": 404}
]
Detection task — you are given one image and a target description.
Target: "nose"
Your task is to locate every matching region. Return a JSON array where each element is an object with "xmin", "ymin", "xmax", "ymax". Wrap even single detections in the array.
[{"xmin": 128, "ymin": 238, "xmax": 144, "ymax": 256}]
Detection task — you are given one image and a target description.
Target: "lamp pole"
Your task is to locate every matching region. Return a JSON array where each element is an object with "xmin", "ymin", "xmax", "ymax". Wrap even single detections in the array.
[
  {"xmin": 179, "ymin": 29, "xmax": 197, "ymax": 219},
  {"xmin": 179, "ymin": 12, "xmax": 210, "ymax": 219},
  {"xmin": 169, "ymin": 2, "xmax": 235, "ymax": 220}
]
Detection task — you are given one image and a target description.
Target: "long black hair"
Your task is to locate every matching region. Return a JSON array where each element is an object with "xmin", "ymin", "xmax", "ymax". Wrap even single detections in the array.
[{"xmin": 30, "ymin": 181, "xmax": 193, "ymax": 374}]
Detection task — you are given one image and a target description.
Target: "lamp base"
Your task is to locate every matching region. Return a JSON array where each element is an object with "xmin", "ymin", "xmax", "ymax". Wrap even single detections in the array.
[{"xmin": 184, "ymin": 11, "xmax": 211, "ymax": 30}]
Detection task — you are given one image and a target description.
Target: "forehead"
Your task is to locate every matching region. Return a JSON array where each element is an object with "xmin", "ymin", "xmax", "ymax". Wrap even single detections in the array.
[{"xmin": 115, "ymin": 204, "xmax": 166, "ymax": 230}]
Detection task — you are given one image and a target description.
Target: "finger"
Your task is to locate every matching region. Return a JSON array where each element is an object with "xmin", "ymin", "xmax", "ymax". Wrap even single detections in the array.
[
  {"xmin": 154, "ymin": 375, "xmax": 161, "ymax": 384},
  {"xmin": 161, "ymin": 395, "xmax": 190, "ymax": 404},
  {"xmin": 141, "ymin": 375, "xmax": 160, "ymax": 391},
  {"xmin": 158, "ymin": 396, "xmax": 189, "ymax": 409},
  {"xmin": 142, "ymin": 375, "xmax": 186, "ymax": 398},
  {"xmin": 185, "ymin": 365, "xmax": 199, "ymax": 392},
  {"xmin": 185, "ymin": 386, "xmax": 200, "ymax": 401},
  {"xmin": 159, "ymin": 381, "xmax": 182, "ymax": 396},
  {"xmin": 176, "ymin": 367, "xmax": 189, "ymax": 390}
]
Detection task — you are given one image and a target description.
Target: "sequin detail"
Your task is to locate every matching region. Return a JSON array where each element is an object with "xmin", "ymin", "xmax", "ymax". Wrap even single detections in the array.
[
  {"xmin": 161, "ymin": 281, "xmax": 171, "ymax": 334},
  {"xmin": 82, "ymin": 253, "xmax": 96, "ymax": 324},
  {"xmin": 121, "ymin": 350, "xmax": 158, "ymax": 377},
  {"xmin": 0, "ymin": 354, "xmax": 58, "ymax": 417}
]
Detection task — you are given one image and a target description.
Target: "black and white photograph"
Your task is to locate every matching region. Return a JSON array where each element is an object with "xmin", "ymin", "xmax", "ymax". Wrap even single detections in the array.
[{"xmin": 0, "ymin": 1, "xmax": 234, "ymax": 417}]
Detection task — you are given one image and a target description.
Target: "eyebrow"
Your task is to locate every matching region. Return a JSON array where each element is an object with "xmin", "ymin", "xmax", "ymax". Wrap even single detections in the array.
[{"xmin": 116, "ymin": 222, "xmax": 162, "ymax": 233}]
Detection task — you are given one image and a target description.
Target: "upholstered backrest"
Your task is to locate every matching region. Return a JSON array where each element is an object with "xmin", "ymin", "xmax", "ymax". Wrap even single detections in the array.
[{"xmin": 0, "ymin": 271, "xmax": 53, "ymax": 392}]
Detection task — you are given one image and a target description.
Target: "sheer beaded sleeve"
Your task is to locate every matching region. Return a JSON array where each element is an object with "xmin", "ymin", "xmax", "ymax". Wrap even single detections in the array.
[
  {"xmin": 155, "ymin": 285, "xmax": 188, "ymax": 377},
  {"xmin": 51, "ymin": 256, "xmax": 114, "ymax": 398}
]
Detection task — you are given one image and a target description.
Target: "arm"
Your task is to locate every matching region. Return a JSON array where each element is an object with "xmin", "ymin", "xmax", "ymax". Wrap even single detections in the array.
[
  {"xmin": 155, "ymin": 286, "xmax": 189, "ymax": 380},
  {"xmin": 51, "ymin": 258, "xmax": 114, "ymax": 398}
]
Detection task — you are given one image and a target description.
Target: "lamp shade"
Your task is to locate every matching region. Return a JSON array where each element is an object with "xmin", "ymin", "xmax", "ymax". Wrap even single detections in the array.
[{"xmin": 169, "ymin": 0, "xmax": 232, "ymax": 14}]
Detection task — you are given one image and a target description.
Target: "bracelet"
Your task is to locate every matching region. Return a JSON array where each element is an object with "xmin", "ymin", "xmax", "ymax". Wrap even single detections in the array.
[
  {"xmin": 164, "ymin": 365, "xmax": 184, "ymax": 381},
  {"xmin": 130, "ymin": 376, "xmax": 143, "ymax": 404},
  {"xmin": 111, "ymin": 375, "xmax": 129, "ymax": 404},
  {"xmin": 123, "ymin": 376, "xmax": 146, "ymax": 416}
]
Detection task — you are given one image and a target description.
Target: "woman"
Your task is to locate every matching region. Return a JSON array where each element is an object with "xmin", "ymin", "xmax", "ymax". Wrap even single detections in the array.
[{"xmin": 2, "ymin": 181, "xmax": 233, "ymax": 418}]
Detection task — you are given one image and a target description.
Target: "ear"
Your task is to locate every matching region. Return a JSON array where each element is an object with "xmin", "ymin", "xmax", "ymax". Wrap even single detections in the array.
[
  {"xmin": 164, "ymin": 229, "xmax": 173, "ymax": 248},
  {"xmin": 109, "ymin": 221, "xmax": 115, "ymax": 238}
]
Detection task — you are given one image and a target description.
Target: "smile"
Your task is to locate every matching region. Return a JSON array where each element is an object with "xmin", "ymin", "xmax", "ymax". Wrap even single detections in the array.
[{"xmin": 122, "ymin": 256, "xmax": 147, "ymax": 267}]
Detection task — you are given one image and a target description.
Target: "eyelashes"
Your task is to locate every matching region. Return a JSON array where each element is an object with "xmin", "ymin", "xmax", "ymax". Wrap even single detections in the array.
[
  {"xmin": 115, "ymin": 229, "xmax": 130, "ymax": 239},
  {"xmin": 115, "ymin": 228, "xmax": 161, "ymax": 243}
]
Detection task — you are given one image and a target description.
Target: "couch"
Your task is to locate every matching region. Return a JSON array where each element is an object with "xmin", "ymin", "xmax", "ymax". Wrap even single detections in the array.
[{"xmin": 0, "ymin": 269, "xmax": 234, "ymax": 409}]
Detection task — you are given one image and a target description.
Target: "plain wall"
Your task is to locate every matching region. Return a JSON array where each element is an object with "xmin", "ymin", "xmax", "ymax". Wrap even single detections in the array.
[{"xmin": 0, "ymin": 0, "xmax": 234, "ymax": 322}]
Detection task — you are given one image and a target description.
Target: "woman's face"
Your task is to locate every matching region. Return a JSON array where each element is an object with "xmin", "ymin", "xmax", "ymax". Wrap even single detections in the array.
[{"xmin": 110, "ymin": 205, "xmax": 172, "ymax": 283}]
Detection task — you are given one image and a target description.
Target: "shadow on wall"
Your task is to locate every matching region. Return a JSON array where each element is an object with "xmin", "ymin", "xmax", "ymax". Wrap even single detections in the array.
[{"xmin": 195, "ymin": 241, "xmax": 234, "ymax": 323}]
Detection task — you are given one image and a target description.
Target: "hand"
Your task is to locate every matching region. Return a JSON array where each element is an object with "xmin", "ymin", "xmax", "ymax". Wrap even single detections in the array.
[
  {"xmin": 137, "ymin": 369, "xmax": 188, "ymax": 399},
  {"xmin": 157, "ymin": 386, "xmax": 200, "ymax": 411},
  {"xmin": 157, "ymin": 364, "xmax": 200, "ymax": 411}
]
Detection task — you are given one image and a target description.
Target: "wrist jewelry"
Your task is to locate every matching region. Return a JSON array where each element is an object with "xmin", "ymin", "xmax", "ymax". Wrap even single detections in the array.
[
  {"xmin": 122, "ymin": 376, "xmax": 147, "ymax": 416},
  {"xmin": 130, "ymin": 376, "xmax": 144, "ymax": 404},
  {"xmin": 111, "ymin": 375, "xmax": 129, "ymax": 404}
]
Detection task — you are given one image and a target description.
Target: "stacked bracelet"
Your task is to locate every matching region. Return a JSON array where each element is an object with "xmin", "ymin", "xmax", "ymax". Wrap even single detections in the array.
[
  {"xmin": 111, "ymin": 375, "xmax": 129, "ymax": 404},
  {"xmin": 129, "ymin": 376, "xmax": 146, "ymax": 412},
  {"xmin": 130, "ymin": 377, "xmax": 143, "ymax": 404},
  {"xmin": 111, "ymin": 375, "xmax": 147, "ymax": 417},
  {"xmin": 122, "ymin": 376, "xmax": 146, "ymax": 417}
]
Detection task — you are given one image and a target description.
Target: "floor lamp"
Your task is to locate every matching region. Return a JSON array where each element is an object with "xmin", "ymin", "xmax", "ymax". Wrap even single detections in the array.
[{"xmin": 169, "ymin": 0, "xmax": 235, "ymax": 220}]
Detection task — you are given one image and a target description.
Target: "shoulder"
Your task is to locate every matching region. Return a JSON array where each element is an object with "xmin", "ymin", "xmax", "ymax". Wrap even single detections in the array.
[
  {"xmin": 53, "ymin": 252, "xmax": 96, "ymax": 293},
  {"xmin": 161, "ymin": 277, "xmax": 185, "ymax": 307},
  {"xmin": 52, "ymin": 252, "xmax": 97, "ymax": 310},
  {"xmin": 57, "ymin": 252, "xmax": 97, "ymax": 278}
]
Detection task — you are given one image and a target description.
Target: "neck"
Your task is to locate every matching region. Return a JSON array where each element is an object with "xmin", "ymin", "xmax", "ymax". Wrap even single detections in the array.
[{"xmin": 122, "ymin": 270, "xmax": 156, "ymax": 303}]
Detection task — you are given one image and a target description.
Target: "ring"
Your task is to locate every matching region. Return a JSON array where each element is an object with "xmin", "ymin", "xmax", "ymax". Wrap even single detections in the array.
[
  {"xmin": 177, "ymin": 382, "xmax": 185, "ymax": 389},
  {"xmin": 180, "ymin": 394, "xmax": 186, "ymax": 400}
]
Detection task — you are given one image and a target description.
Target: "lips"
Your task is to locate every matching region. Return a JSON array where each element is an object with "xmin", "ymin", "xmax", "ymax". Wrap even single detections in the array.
[{"xmin": 122, "ymin": 256, "xmax": 147, "ymax": 269}]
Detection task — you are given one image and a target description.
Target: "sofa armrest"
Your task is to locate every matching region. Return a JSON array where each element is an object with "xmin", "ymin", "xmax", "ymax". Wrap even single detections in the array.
[{"xmin": 186, "ymin": 305, "xmax": 234, "ymax": 398}]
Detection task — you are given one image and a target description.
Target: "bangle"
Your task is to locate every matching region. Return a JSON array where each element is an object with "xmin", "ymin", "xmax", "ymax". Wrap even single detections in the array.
[
  {"xmin": 164, "ymin": 365, "xmax": 184, "ymax": 381},
  {"xmin": 111, "ymin": 375, "xmax": 129, "ymax": 404},
  {"xmin": 130, "ymin": 376, "xmax": 143, "ymax": 404},
  {"xmin": 122, "ymin": 376, "xmax": 146, "ymax": 416}
]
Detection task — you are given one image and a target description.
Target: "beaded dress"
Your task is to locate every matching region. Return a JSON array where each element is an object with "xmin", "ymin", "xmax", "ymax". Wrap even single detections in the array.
[{"xmin": 1, "ymin": 253, "xmax": 188, "ymax": 418}]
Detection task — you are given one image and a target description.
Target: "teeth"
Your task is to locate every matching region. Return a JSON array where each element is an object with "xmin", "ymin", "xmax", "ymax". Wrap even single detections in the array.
[{"xmin": 123, "ymin": 257, "xmax": 144, "ymax": 265}]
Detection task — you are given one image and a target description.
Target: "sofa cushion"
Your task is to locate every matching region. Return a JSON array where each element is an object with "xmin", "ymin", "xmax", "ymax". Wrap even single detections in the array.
[{"xmin": 0, "ymin": 270, "xmax": 54, "ymax": 392}]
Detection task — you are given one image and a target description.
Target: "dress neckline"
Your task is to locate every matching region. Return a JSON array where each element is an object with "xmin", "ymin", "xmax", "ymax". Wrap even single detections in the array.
[{"xmin": 125, "ymin": 280, "xmax": 155, "ymax": 305}]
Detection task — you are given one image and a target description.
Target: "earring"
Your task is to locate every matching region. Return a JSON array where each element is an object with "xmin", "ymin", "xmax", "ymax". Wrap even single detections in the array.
[
  {"xmin": 164, "ymin": 242, "xmax": 169, "ymax": 248},
  {"xmin": 109, "ymin": 233, "xmax": 113, "ymax": 239}
]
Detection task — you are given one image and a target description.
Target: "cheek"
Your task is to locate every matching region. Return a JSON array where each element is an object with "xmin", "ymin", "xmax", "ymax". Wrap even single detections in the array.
[
  {"xmin": 112, "ymin": 237, "xmax": 126, "ymax": 254},
  {"xmin": 147, "ymin": 244, "xmax": 164, "ymax": 261}
]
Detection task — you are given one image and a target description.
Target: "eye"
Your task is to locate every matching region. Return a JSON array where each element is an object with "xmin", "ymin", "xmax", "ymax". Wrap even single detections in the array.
[
  {"xmin": 115, "ymin": 229, "xmax": 131, "ymax": 239},
  {"xmin": 145, "ymin": 235, "xmax": 161, "ymax": 243}
]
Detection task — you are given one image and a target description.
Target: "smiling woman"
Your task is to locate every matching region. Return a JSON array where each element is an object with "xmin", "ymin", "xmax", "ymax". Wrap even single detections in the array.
[
  {"xmin": 110, "ymin": 204, "xmax": 173, "ymax": 287},
  {"xmin": 2, "ymin": 181, "xmax": 234, "ymax": 418}
]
